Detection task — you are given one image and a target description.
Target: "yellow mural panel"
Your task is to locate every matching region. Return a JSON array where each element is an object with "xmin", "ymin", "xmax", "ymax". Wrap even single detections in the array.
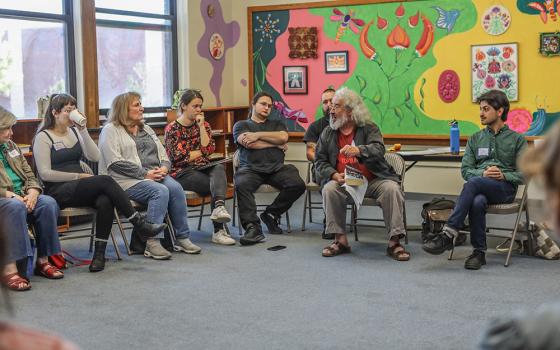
[{"xmin": 416, "ymin": 0, "xmax": 560, "ymax": 129}]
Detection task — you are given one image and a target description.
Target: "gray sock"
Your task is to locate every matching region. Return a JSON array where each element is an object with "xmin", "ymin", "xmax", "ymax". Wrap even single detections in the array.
[{"xmin": 443, "ymin": 225, "xmax": 459, "ymax": 239}]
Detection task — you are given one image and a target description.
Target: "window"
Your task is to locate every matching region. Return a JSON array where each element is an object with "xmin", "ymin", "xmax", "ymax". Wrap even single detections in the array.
[
  {"xmin": 95, "ymin": 0, "xmax": 178, "ymax": 118},
  {"xmin": 0, "ymin": 0, "xmax": 75, "ymax": 118}
]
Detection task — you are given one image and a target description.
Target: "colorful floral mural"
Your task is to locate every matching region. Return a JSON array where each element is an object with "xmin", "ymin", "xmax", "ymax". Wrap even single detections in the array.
[{"xmin": 248, "ymin": 0, "xmax": 559, "ymax": 136}]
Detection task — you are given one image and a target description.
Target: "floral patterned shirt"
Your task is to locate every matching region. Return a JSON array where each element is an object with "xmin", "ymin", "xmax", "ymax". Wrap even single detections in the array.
[{"xmin": 164, "ymin": 120, "xmax": 216, "ymax": 177}]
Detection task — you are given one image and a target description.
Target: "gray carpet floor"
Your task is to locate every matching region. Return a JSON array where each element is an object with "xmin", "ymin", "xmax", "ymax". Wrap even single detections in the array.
[{"xmin": 6, "ymin": 194, "xmax": 560, "ymax": 350}]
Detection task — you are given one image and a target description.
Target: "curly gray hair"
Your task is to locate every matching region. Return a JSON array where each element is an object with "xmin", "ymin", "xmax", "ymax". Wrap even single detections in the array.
[{"xmin": 334, "ymin": 87, "xmax": 370, "ymax": 127}]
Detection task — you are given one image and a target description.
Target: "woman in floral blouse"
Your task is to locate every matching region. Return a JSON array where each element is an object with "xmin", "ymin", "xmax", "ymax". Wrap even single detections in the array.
[{"xmin": 164, "ymin": 89, "xmax": 235, "ymax": 245}]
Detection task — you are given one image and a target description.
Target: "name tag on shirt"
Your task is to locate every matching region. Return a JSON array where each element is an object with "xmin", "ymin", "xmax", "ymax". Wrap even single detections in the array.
[
  {"xmin": 53, "ymin": 142, "xmax": 66, "ymax": 151},
  {"xmin": 8, "ymin": 149, "xmax": 20, "ymax": 158},
  {"xmin": 477, "ymin": 147, "xmax": 489, "ymax": 157}
]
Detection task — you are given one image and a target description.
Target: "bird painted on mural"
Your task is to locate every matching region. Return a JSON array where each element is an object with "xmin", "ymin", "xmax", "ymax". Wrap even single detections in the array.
[
  {"xmin": 432, "ymin": 6, "xmax": 461, "ymax": 33},
  {"xmin": 528, "ymin": 0, "xmax": 560, "ymax": 23}
]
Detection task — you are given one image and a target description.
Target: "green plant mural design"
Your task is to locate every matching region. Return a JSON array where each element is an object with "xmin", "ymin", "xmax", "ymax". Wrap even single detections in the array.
[{"xmin": 310, "ymin": 0, "xmax": 480, "ymax": 135}]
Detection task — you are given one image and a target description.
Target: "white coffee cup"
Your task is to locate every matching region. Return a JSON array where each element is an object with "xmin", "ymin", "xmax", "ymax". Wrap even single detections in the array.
[{"xmin": 69, "ymin": 109, "xmax": 87, "ymax": 127}]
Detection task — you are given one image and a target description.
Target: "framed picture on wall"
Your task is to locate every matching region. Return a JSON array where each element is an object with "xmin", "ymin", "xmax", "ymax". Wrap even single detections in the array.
[
  {"xmin": 471, "ymin": 43, "xmax": 518, "ymax": 102},
  {"xmin": 283, "ymin": 66, "xmax": 308, "ymax": 94},
  {"xmin": 540, "ymin": 32, "xmax": 560, "ymax": 56},
  {"xmin": 324, "ymin": 51, "xmax": 349, "ymax": 73}
]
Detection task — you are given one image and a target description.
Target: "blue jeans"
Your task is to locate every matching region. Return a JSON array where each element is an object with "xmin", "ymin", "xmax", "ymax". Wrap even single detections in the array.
[
  {"xmin": 125, "ymin": 176, "xmax": 190, "ymax": 239},
  {"xmin": 0, "ymin": 195, "xmax": 61, "ymax": 263},
  {"xmin": 447, "ymin": 177, "xmax": 516, "ymax": 251}
]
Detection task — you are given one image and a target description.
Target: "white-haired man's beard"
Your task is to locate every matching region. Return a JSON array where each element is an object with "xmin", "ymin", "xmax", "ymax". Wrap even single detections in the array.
[{"xmin": 330, "ymin": 113, "xmax": 350, "ymax": 130}]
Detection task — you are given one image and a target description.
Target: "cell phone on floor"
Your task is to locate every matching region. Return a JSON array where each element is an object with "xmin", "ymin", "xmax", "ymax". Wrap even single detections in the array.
[{"xmin": 267, "ymin": 245, "xmax": 286, "ymax": 251}]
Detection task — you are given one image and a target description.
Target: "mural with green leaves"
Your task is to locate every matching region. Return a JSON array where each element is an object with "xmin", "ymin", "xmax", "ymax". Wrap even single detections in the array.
[{"xmin": 309, "ymin": 0, "xmax": 480, "ymax": 135}]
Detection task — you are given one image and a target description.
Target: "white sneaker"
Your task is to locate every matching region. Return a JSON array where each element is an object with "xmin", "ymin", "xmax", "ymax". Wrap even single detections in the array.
[
  {"xmin": 210, "ymin": 205, "xmax": 231, "ymax": 223},
  {"xmin": 174, "ymin": 238, "xmax": 202, "ymax": 254},
  {"xmin": 144, "ymin": 239, "xmax": 172, "ymax": 260},
  {"xmin": 212, "ymin": 229, "xmax": 236, "ymax": 246}
]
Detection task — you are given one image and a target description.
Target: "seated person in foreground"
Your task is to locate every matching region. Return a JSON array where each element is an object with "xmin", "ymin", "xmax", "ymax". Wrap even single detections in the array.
[
  {"xmin": 164, "ymin": 89, "xmax": 234, "ymax": 245},
  {"xmin": 33, "ymin": 94, "xmax": 165, "ymax": 272},
  {"xmin": 314, "ymin": 87, "xmax": 409, "ymax": 261},
  {"xmin": 99, "ymin": 92, "xmax": 199, "ymax": 260},
  {"xmin": 422, "ymin": 90, "xmax": 527, "ymax": 270},
  {"xmin": 302, "ymin": 87, "xmax": 335, "ymax": 240},
  {"xmin": 479, "ymin": 122, "xmax": 560, "ymax": 349},
  {"xmin": 232, "ymin": 91, "xmax": 305, "ymax": 245},
  {"xmin": 0, "ymin": 106, "xmax": 63, "ymax": 291},
  {"xmin": 0, "ymin": 224, "xmax": 79, "ymax": 348}
]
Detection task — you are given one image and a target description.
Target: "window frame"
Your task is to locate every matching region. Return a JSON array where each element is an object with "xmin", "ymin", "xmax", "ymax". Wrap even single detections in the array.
[
  {"xmin": 95, "ymin": 1, "xmax": 178, "ymax": 118},
  {"xmin": 0, "ymin": 1, "xmax": 77, "ymax": 106}
]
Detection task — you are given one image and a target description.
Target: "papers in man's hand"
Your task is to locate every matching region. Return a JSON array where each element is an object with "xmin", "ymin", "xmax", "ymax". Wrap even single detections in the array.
[
  {"xmin": 343, "ymin": 165, "xmax": 368, "ymax": 210},
  {"xmin": 344, "ymin": 165, "xmax": 364, "ymax": 186}
]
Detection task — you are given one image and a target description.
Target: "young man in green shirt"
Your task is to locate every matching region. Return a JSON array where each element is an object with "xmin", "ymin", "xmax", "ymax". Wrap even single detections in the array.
[{"xmin": 422, "ymin": 90, "xmax": 527, "ymax": 270}]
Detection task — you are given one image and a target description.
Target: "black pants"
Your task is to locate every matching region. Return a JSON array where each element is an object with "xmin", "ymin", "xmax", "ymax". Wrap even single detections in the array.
[
  {"xmin": 175, "ymin": 163, "xmax": 228, "ymax": 231},
  {"xmin": 234, "ymin": 164, "xmax": 305, "ymax": 230},
  {"xmin": 53, "ymin": 175, "xmax": 136, "ymax": 240}
]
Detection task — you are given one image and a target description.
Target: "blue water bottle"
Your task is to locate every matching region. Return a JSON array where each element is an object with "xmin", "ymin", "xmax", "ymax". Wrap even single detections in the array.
[{"xmin": 450, "ymin": 119, "xmax": 460, "ymax": 155}]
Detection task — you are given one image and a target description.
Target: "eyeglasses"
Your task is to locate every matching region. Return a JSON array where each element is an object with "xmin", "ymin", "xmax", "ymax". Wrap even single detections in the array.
[
  {"xmin": 332, "ymin": 104, "xmax": 344, "ymax": 110},
  {"xmin": 259, "ymin": 102, "xmax": 273, "ymax": 108}
]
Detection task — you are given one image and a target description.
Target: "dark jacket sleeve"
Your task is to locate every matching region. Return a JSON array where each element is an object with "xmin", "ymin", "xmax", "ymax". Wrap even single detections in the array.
[
  {"xmin": 314, "ymin": 127, "xmax": 337, "ymax": 186},
  {"xmin": 358, "ymin": 123, "xmax": 400, "ymax": 182},
  {"xmin": 357, "ymin": 122, "xmax": 386, "ymax": 163}
]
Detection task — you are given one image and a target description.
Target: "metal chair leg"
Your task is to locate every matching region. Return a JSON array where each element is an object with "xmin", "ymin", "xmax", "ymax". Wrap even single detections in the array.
[
  {"xmin": 352, "ymin": 205, "xmax": 359, "ymax": 242},
  {"xmin": 114, "ymin": 212, "xmax": 132, "ymax": 256},
  {"xmin": 198, "ymin": 199, "xmax": 205, "ymax": 231},
  {"xmin": 232, "ymin": 192, "xmax": 237, "ymax": 227},
  {"xmin": 524, "ymin": 208, "xmax": 533, "ymax": 255},
  {"xmin": 109, "ymin": 231, "xmax": 122, "ymax": 260},
  {"xmin": 308, "ymin": 190, "xmax": 314, "ymax": 223},
  {"xmin": 301, "ymin": 191, "xmax": 309, "ymax": 231},
  {"xmin": 286, "ymin": 211, "xmax": 291, "ymax": 233},
  {"xmin": 165, "ymin": 214, "xmax": 177, "ymax": 245},
  {"xmin": 89, "ymin": 214, "xmax": 96, "ymax": 253}
]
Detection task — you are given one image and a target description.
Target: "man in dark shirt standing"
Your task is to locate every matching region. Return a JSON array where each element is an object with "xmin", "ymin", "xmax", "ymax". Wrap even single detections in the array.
[
  {"xmin": 233, "ymin": 92, "xmax": 306, "ymax": 245},
  {"xmin": 303, "ymin": 87, "xmax": 335, "ymax": 239}
]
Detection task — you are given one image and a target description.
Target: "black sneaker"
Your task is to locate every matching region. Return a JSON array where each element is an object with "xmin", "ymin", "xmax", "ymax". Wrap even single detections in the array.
[
  {"xmin": 260, "ymin": 212, "xmax": 283, "ymax": 235},
  {"xmin": 422, "ymin": 233, "xmax": 455, "ymax": 255},
  {"xmin": 239, "ymin": 224, "xmax": 265, "ymax": 246},
  {"xmin": 464, "ymin": 250, "xmax": 486, "ymax": 270}
]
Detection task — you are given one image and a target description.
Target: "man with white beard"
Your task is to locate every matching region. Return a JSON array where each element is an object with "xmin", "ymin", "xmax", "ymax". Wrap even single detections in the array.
[{"xmin": 314, "ymin": 87, "xmax": 410, "ymax": 260}]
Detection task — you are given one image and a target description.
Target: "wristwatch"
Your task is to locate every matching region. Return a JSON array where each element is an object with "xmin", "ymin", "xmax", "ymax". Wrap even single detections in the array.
[{"xmin": 10, "ymin": 194, "xmax": 15, "ymax": 198}]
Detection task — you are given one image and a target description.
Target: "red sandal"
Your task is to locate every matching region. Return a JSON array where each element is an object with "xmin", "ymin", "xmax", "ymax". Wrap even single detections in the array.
[
  {"xmin": 34, "ymin": 262, "xmax": 64, "ymax": 279},
  {"xmin": 1, "ymin": 273, "xmax": 32, "ymax": 291}
]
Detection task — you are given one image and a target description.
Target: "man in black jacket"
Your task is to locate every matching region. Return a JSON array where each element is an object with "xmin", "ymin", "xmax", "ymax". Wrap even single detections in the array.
[{"xmin": 314, "ymin": 87, "xmax": 409, "ymax": 260}]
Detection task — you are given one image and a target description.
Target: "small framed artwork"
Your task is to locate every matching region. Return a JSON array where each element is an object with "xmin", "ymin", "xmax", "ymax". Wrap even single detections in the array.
[
  {"xmin": 540, "ymin": 32, "xmax": 560, "ymax": 56},
  {"xmin": 324, "ymin": 50, "xmax": 349, "ymax": 73},
  {"xmin": 283, "ymin": 66, "xmax": 308, "ymax": 94},
  {"xmin": 471, "ymin": 42, "xmax": 518, "ymax": 102}
]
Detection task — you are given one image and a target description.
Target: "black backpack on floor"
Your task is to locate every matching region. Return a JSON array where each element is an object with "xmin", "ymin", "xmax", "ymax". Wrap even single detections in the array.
[{"xmin": 421, "ymin": 197, "xmax": 466, "ymax": 245}]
